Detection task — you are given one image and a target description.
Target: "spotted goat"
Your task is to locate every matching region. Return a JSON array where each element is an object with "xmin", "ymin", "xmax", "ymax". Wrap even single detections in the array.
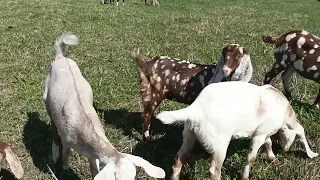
[
  {"xmin": 263, "ymin": 30, "xmax": 320, "ymax": 107},
  {"xmin": 132, "ymin": 44, "xmax": 253, "ymax": 140}
]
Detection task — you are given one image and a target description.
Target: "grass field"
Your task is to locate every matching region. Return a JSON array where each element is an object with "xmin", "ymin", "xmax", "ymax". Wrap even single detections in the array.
[{"xmin": 0, "ymin": 0, "xmax": 320, "ymax": 179}]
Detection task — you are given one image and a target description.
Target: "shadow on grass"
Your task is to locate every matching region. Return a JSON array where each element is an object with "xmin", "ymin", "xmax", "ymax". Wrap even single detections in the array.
[
  {"xmin": 0, "ymin": 169, "xmax": 18, "ymax": 180},
  {"xmin": 22, "ymin": 112, "xmax": 80, "ymax": 180}
]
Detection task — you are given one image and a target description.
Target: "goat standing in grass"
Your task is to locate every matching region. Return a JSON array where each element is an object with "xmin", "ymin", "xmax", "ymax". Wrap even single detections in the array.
[
  {"xmin": 43, "ymin": 32, "xmax": 165, "ymax": 179},
  {"xmin": 132, "ymin": 44, "xmax": 253, "ymax": 141},
  {"xmin": 156, "ymin": 81, "xmax": 318, "ymax": 180},
  {"xmin": 263, "ymin": 30, "xmax": 320, "ymax": 107}
]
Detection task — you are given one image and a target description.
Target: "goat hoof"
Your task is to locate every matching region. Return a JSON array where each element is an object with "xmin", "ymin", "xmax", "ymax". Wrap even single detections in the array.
[
  {"xmin": 270, "ymin": 158, "xmax": 279, "ymax": 165},
  {"xmin": 142, "ymin": 135, "xmax": 152, "ymax": 141},
  {"xmin": 62, "ymin": 164, "xmax": 70, "ymax": 171}
]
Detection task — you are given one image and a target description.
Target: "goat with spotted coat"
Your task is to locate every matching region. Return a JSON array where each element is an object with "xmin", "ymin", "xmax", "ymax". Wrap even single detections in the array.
[
  {"xmin": 156, "ymin": 81, "xmax": 318, "ymax": 180},
  {"xmin": 132, "ymin": 44, "xmax": 253, "ymax": 140},
  {"xmin": 263, "ymin": 30, "xmax": 320, "ymax": 107}
]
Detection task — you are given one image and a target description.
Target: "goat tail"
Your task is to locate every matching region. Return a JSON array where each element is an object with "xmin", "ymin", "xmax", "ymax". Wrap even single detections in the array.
[
  {"xmin": 156, "ymin": 106, "xmax": 196, "ymax": 126},
  {"xmin": 262, "ymin": 35, "xmax": 278, "ymax": 44},
  {"xmin": 131, "ymin": 46, "xmax": 145, "ymax": 68},
  {"xmin": 55, "ymin": 32, "xmax": 79, "ymax": 57}
]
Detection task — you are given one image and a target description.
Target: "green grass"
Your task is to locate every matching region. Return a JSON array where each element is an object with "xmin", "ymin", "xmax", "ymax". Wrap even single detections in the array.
[{"xmin": 0, "ymin": 0, "xmax": 320, "ymax": 179}]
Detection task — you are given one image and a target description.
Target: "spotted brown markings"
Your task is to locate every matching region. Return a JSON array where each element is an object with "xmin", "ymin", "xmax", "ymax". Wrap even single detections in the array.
[
  {"xmin": 262, "ymin": 30, "xmax": 320, "ymax": 107},
  {"xmin": 133, "ymin": 45, "xmax": 240, "ymax": 141}
]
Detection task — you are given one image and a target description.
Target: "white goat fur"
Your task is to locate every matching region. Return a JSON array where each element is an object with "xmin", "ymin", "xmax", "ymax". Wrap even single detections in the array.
[
  {"xmin": 43, "ymin": 32, "xmax": 165, "ymax": 179},
  {"xmin": 156, "ymin": 81, "xmax": 318, "ymax": 180}
]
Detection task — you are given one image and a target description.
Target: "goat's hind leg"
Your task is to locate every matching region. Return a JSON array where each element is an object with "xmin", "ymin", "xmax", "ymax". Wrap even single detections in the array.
[
  {"xmin": 172, "ymin": 126, "xmax": 196, "ymax": 180},
  {"xmin": 51, "ymin": 122, "xmax": 62, "ymax": 165},
  {"xmin": 291, "ymin": 122, "xmax": 318, "ymax": 158},
  {"xmin": 89, "ymin": 158, "xmax": 100, "ymax": 177},
  {"xmin": 312, "ymin": 89, "xmax": 320, "ymax": 108},
  {"xmin": 281, "ymin": 68, "xmax": 295, "ymax": 101},
  {"xmin": 61, "ymin": 146, "xmax": 71, "ymax": 170},
  {"xmin": 140, "ymin": 85, "xmax": 163, "ymax": 141},
  {"xmin": 263, "ymin": 62, "xmax": 285, "ymax": 84},
  {"xmin": 243, "ymin": 135, "xmax": 266, "ymax": 180},
  {"xmin": 209, "ymin": 137, "xmax": 230, "ymax": 180}
]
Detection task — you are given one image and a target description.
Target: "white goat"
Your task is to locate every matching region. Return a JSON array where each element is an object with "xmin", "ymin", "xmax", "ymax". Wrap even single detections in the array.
[
  {"xmin": 156, "ymin": 81, "xmax": 318, "ymax": 180},
  {"xmin": 43, "ymin": 32, "xmax": 165, "ymax": 179}
]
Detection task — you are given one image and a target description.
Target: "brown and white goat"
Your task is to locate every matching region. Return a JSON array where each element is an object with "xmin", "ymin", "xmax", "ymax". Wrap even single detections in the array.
[
  {"xmin": 132, "ymin": 44, "xmax": 253, "ymax": 140},
  {"xmin": 263, "ymin": 30, "xmax": 320, "ymax": 107},
  {"xmin": 156, "ymin": 81, "xmax": 318, "ymax": 180},
  {"xmin": 0, "ymin": 141, "xmax": 24, "ymax": 179}
]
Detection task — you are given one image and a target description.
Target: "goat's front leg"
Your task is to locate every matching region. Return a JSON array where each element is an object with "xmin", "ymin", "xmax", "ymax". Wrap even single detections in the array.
[
  {"xmin": 264, "ymin": 138, "xmax": 277, "ymax": 163},
  {"xmin": 281, "ymin": 68, "xmax": 295, "ymax": 101},
  {"xmin": 243, "ymin": 135, "xmax": 266, "ymax": 180},
  {"xmin": 209, "ymin": 137, "xmax": 230, "ymax": 180},
  {"xmin": 313, "ymin": 90, "xmax": 320, "ymax": 108},
  {"xmin": 172, "ymin": 127, "xmax": 196, "ymax": 180},
  {"xmin": 263, "ymin": 62, "xmax": 286, "ymax": 84}
]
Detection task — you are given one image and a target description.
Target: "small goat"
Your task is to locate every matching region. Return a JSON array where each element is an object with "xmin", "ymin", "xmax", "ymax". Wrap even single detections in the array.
[
  {"xmin": 0, "ymin": 141, "xmax": 24, "ymax": 179},
  {"xmin": 101, "ymin": 0, "xmax": 124, "ymax": 6},
  {"xmin": 145, "ymin": 0, "xmax": 159, "ymax": 6},
  {"xmin": 43, "ymin": 32, "xmax": 165, "ymax": 179},
  {"xmin": 132, "ymin": 44, "xmax": 253, "ymax": 141},
  {"xmin": 263, "ymin": 30, "xmax": 320, "ymax": 107},
  {"xmin": 156, "ymin": 81, "xmax": 318, "ymax": 180}
]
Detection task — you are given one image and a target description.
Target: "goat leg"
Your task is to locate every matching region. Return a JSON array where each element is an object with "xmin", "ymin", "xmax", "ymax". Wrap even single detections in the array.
[
  {"xmin": 51, "ymin": 122, "xmax": 62, "ymax": 165},
  {"xmin": 313, "ymin": 90, "xmax": 320, "ymax": 108},
  {"xmin": 172, "ymin": 127, "xmax": 196, "ymax": 180},
  {"xmin": 281, "ymin": 68, "xmax": 295, "ymax": 101},
  {"xmin": 263, "ymin": 62, "xmax": 285, "ymax": 85}
]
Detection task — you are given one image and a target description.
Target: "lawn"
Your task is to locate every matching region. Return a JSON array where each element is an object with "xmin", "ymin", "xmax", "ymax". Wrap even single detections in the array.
[{"xmin": 0, "ymin": 0, "xmax": 320, "ymax": 179}]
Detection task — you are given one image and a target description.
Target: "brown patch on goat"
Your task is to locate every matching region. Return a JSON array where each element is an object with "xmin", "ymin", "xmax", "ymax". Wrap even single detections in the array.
[
  {"xmin": 263, "ymin": 30, "xmax": 320, "ymax": 106},
  {"xmin": 286, "ymin": 104, "xmax": 295, "ymax": 119},
  {"xmin": 256, "ymin": 96, "xmax": 265, "ymax": 117},
  {"xmin": 249, "ymin": 129, "xmax": 258, "ymax": 137}
]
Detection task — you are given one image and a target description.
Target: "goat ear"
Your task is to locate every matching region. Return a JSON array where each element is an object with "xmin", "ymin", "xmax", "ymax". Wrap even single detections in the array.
[
  {"xmin": 124, "ymin": 154, "xmax": 166, "ymax": 179},
  {"xmin": 262, "ymin": 35, "xmax": 278, "ymax": 44},
  {"xmin": 94, "ymin": 161, "xmax": 116, "ymax": 180},
  {"xmin": 3, "ymin": 144, "xmax": 24, "ymax": 179}
]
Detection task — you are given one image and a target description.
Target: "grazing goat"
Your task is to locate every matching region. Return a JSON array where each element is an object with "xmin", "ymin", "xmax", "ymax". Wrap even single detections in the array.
[
  {"xmin": 101, "ymin": 0, "xmax": 124, "ymax": 6},
  {"xmin": 43, "ymin": 32, "xmax": 165, "ymax": 179},
  {"xmin": 132, "ymin": 44, "xmax": 253, "ymax": 141},
  {"xmin": 0, "ymin": 141, "xmax": 24, "ymax": 179},
  {"xmin": 156, "ymin": 81, "xmax": 318, "ymax": 180},
  {"xmin": 145, "ymin": 0, "xmax": 159, "ymax": 6},
  {"xmin": 262, "ymin": 30, "xmax": 320, "ymax": 107}
]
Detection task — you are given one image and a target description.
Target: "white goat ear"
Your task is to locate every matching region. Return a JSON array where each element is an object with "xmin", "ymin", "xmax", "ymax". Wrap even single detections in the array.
[
  {"xmin": 94, "ymin": 161, "xmax": 116, "ymax": 180},
  {"xmin": 124, "ymin": 154, "xmax": 165, "ymax": 179},
  {"xmin": 2, "ymin": 143, "xmax": 24, "ymax": 179}
]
